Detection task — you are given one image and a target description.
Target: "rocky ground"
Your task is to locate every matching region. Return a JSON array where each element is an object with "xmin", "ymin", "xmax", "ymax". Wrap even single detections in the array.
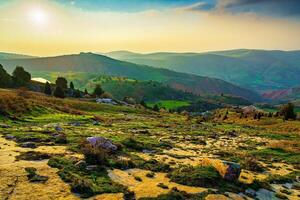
[{"xmin": 0, "ymin": 91, "xmax": 299, "ymax": 199}]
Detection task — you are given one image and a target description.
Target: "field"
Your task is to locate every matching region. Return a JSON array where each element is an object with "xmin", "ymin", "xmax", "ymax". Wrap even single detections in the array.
[
  {"xmin": 147, "ymin": 100, "xmax": 191, "ymax": 110},
  {"xmin": 0, "ymin": 89, "xmax": 299, "ymax": 200}
]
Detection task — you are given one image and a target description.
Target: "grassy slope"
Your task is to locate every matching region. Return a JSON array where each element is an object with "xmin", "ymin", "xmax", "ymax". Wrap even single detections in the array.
[
  {"xmin": 1, "ymin": 89, "xmax": 300, "ymax": 198},
  {"xmin": 0, "ymin": 52, "xmax": 261, "ymax": 101}
]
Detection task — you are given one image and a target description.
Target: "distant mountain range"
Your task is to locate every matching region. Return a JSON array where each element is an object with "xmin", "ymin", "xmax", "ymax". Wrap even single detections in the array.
[
  {"xmin": 263, "ymin": 87, "xmax": 300, "ymax": 101},
  {"xmin": 0, "ymin": 52, "xmax": 260, "ymax": 101},
  {"xmin": 105, "ymin": 49, "xmax": 300, "ymax": 92},
  {"xmin": 0, "ymin": 52, "xmax": 36, "ymax": 60}
]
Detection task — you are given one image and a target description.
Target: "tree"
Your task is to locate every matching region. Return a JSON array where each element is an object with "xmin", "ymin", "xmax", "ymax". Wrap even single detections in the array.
[
  {"xmin": 44, "ymin": 82, "xmax": 52, "ymax": 95},
  {"xmin": 74, "ymin": 90, "xmax": 81, "ymax": 98},
  {"xmin": 12, "ymin": 66, "xmax": 31, "ymax": 87},
  {"xmin": 55, "ymin": 77, "xmax": 68, "ymax": 90},
  {"xmin": 279, "ymin": 103, "xmax": 296, "ymax": 120},
  {"xmin": 54, "ymin": 86, "xmax": 65, "ymax": 98},
  {"xmin": 153, "ymin": 104, "xmax": 160, "ymax": 112},
  {"xmin": 0, "ymin": 64, "xmax": 12, "ymax": 88},
  {"xmin": 140, "ymin": 100, "xmax": 147, "ymax": 108},
  {"xmin": 84, "ymin": 88, "xmax": 88, "ymax": 95},
  {"xmin": 70, "ymin": 81, "xmax": 75, "ymax": 90},
  {"xmin": 93, "ymin": 84, "xmax": 104, "ymax": 97}
]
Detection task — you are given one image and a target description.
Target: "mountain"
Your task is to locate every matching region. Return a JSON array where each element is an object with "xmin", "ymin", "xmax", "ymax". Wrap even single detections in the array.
[
  {"xmin": 0, "ymin": 52, "xmax": 35, "ymax": 60},
  {"xmin": 105, "ymin": 49, "xmax": 300, "ymax": 92},
  {"xmin": 263, "ymin": 87, "xmax": 300, "ymax": 101},
  {"xmin": 0, "ymin": 52, "xmax": 260, "ymax": 101}
]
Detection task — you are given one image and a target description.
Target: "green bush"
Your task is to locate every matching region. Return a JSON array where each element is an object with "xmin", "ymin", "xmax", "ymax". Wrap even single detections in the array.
[{"xmin": 167, "ymin": 166, "xmax": 222, "ymax": 187}]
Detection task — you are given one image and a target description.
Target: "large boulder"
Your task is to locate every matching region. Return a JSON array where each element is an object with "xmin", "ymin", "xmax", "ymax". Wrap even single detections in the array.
[
  {"xmin": 86, "ymin": 137, "xmax": 118, "ymax": 152},
  {"xmin": 223, "ymin": 161, "xmax": 241, "ymax": 181}
]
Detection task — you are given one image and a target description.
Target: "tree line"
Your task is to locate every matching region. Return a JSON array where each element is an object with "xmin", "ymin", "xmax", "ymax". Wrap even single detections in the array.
[{"xmin": 0, "ymin": 64, "xmax": 105, "ymax": 98}]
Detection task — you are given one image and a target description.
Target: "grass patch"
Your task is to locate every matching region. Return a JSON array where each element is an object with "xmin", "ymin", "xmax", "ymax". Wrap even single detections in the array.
[{"xmin": 48, "ymin": 156, "xmax": 132, "ymax": 198}]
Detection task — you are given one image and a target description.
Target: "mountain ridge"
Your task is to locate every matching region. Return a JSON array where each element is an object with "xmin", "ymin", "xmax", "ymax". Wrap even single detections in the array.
[
  {"xmin": 0, "ymin": 52, "xmax": 261, "ymax": 101},
  {"xmin": 104, "ymin": 49, "xmax": 300, "ymax": 92}
]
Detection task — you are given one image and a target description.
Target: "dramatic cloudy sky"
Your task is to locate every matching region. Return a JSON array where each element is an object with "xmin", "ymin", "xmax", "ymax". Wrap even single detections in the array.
[{"xmin": 0, "ymin": 0, "xmax": 300, "ymax": 56}]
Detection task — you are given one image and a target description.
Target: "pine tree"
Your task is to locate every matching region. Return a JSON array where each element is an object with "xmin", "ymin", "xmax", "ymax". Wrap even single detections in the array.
[
  {"xmin": 74, "ymin": 90, "xmax": 81, "ymax": 98},
  {"xmin": 54, "ymin": 86, "xmax": 65, "ymax": 98},
  {"xmin": 93, "ymin": 84, "xmax": 104, "ymax": 97},
  {"xmin": 70, "ymin": 81, "xmax": 75, "ymax": 90},
  {"xmin": 55, "ymin": 77, "xmax": 68, "ymax": 90},
  {"xmin": 0, "ymin": 64, "xmax": 12, "ymax": 88},
  {"xmin": 44, "ymin": 82, "xmax": 52, "ymax": 95}
]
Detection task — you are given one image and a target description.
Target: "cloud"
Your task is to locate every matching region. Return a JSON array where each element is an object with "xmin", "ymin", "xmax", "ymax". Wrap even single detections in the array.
[{"xmin": 182, "ymin": 0, "xmax": 300, "ymax": 17}]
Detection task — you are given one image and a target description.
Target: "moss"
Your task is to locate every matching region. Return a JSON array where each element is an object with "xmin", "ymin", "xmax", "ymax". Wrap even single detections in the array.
[
  {"xmin": 167, "ymin": 166, "xmax": 222, "ymax": 188},
  {"xmin": 16, "ymin": 151, "xmax": 51, "ymax": 161},
  {"xmin": 146, "ymin": 172, "xmax": 156, "ymax": 178},
  {"xmin": 25, "ymin": 167, "xmax": 49, "ymax": 183},
  {"xmin": 157, "ymin": 183, "xmax": 169, "ymax": 189},
  {"xmin": 48, "ymin": 156, "xmax": 130, "ymax": 198},
  {"xmin": 139, "ymin": 188, "xmax": 210, "ymax": 200},
  {"xmin": 134, "ymin": 176, "xmax": 142, "ymax": 182}
]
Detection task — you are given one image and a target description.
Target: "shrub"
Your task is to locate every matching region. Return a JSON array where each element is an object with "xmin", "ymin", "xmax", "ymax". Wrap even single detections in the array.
[
  {"xmin": 240, "ymin": 156, "xmax": 265, "ymax": 172},
  {"xmin": 81, "ymin": 141, "xmax": 108, "ymax": 165},
  {"xmin": 279, "ymin": 103, "xmax": 296, "ymax": 120},
  {"xmin": 12, "ymin": 66, "xmax": 31, "ymax": 87},
  {"xmin": 44, "ymin": 82, "xmax": 52, "ymax": 95},
  {"xmin": 54, "ymin": 86, "xmax": 65, "ymax": 98}
]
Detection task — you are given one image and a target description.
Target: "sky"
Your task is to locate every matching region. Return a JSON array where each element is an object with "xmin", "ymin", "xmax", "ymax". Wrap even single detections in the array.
[{"xmin": 0, "ymin": 0, "xmax": 300, "ymax": 56}]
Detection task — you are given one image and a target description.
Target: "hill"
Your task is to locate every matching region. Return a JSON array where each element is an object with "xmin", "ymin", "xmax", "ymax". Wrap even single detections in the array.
[
  {"xmin": 0, "ymin": 52, "xmax": 35, "ymax": 60},
  {"xmin": 0, "ymin": 52, "xmax": 261, "ymax": 101},
  {"xmin": 105, "ymin": 49, "xmax": 300, "ymax": 92},
  {"xmin": 263, "ymin": 87, "xmax": 300, "ymax": 101}
]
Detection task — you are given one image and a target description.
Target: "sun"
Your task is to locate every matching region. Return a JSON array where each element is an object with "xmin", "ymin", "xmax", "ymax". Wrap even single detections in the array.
[{"xmin": 29, "ymin": 8, "xmax": 48, "ymax": 25}]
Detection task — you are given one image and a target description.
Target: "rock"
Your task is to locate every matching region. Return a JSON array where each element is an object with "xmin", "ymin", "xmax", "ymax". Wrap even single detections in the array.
[
  {"xmin": 142, "ymin": 149, "xmax": 155, "ymax": 154},
  {"xmin": 282, "ymin": 183, "xmax": 293, "ymax": 189},
  {"xmin": 20, "ymin": 142, "xmax": 37, "ymax": 148},
  {"xmin": 245, "ymin": 188, "xmax": 256, "ymax": 197},
  {"xmin": 75, "ymin": 160, "xmax": 87, "ymax": 169},
  {"xmin": 0, "ymin": 124, "xmax": 10, "ymax": 128},
  {"xmin": 86, "ymin": 136, "xmax": 118, "ymax": 152},
  {"xmin": 86, "ymin": 165, "xmax": 98, "ymax": 171},
  {"xmin": 208, "ymin": 132, "xmax": 218, "ymax": 139},
  {"xmin": 54, "ymin": 125, "xmax": 63, "ymax": 132},
  {"xmin": 255, "ymin": 188, "xmax": 276, "ymax": 200},
  {"xmin": 92, "ymin": 121, "xmax": 100, "ymax": 125},
  {"xmin": 223, "ymin": 161, "xmax": 241, "ymax": 181},
  {"xmin": 69, "ymin": 122, "xmax": 81, "ymax": 126},
  {"xmin": 228, "ymin": 130, "xmax": 238, "ymax": 137},
  {"xmin": 5, "ymin": 135, "xmax": 15, "ymax": 140}
]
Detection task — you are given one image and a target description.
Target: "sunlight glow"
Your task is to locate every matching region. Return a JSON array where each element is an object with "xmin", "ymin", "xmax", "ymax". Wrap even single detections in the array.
[{"xmin": 29, "ymin": 8, "xmax": 48, "ymax": 25}]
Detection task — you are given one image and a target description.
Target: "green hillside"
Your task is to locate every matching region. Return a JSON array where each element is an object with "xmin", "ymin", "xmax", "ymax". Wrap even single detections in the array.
[
  {"xmin": 0, "ymin": 52, "xmax": 261, "ymax": 101},
  {"xmin": 105, "ymin": 49, "xmax": 300, "ymax": 92}
]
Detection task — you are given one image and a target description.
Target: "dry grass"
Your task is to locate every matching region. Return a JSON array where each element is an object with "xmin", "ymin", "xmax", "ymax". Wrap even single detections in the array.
[
  {"xmin": 200, "ymin": 158, "xmax": 228, "ymax": 178},
  {"xmin": 268, "ymin": 140, "xmax": 300, "ymax": 153},
  {"xmin": 0, "ymin": 89, "xmax": 106, "ymax": 121}
]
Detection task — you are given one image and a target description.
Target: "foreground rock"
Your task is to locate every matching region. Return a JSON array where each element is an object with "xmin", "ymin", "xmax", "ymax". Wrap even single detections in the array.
[
  {"xmin": 223, "ymin": 161, "xmax": 241, "ymax": 181},
  {"xmin": 86, "ymin": 136, "xmax": 118, "ymax": 152}
]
